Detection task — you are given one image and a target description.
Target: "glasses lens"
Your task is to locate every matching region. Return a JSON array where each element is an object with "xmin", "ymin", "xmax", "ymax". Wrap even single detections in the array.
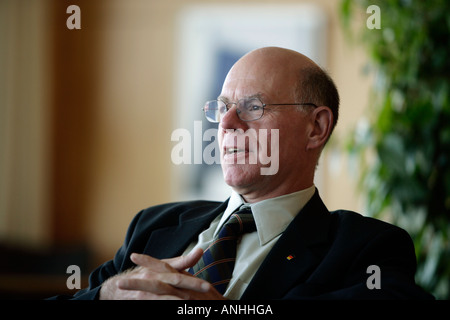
[
  {"xmin": 204, "ymin": 100, "xmax": 224, "ymax": 123},
  {"xmin": 237, "ymin": 98, "xmax": 264, "ymax": 121}
]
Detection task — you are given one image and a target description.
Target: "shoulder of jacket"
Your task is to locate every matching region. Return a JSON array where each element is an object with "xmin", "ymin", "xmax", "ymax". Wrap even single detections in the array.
[
  {"xmin": 141, "ymin": 200, "xmax": 223, "ymax": 215},
  {"xmin": 329, "ymin": 209, "xmax": 410, "ymax": 239},
  {"xmin": 133, "ymin": 200, "xmax": 223, "ymax": 226}
]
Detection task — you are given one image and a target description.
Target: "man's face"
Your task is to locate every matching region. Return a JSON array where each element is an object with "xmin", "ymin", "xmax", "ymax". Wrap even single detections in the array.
[{"xmin": 217, "ymin": 52, "xmax": 316, "ymax": 202}]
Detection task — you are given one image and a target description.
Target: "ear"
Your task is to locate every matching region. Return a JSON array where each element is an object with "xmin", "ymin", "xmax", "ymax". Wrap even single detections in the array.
[{"xmin": 306, "ymin": 106, "xmax": 333, "ymax": 151}]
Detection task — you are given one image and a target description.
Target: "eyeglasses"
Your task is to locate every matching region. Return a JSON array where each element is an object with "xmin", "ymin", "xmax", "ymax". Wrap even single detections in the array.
[{"xmin": 202, "ymin": 97, "xmax": 317, "ymax": 123}]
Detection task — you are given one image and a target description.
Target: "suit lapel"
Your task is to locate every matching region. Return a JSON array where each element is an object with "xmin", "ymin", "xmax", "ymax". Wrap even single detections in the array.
[
  {"xmin": 241, "ymin": 192, "xmax": 332, "ymax": 299},
  {"xmin": 143, "ymin": 200, "xmax": 229, "ymax": 259}
]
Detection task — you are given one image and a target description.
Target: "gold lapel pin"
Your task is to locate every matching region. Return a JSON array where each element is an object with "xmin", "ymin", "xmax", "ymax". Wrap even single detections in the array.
[{"xmin": 286, "ymin": 254, "xmax": 295, "ymax": 260}]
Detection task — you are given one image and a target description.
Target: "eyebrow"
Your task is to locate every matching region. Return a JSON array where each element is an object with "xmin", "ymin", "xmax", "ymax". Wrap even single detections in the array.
[{"xmin": 217, "ymin": 93, "xmax": 265, "ymax": 103}]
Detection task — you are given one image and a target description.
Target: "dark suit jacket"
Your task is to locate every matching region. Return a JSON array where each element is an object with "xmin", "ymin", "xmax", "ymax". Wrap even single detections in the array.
[{"xmin": 53, "ymin": 191, "xmax": 433, "ymax": 300}]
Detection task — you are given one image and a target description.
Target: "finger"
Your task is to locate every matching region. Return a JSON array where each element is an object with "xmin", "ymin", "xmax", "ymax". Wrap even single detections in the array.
[
  {"xmin": 117, "ymin": 277, "xmax": 193, "ymax": 300},
  {"xmin": 130, "ymin": 253, "xmax": 175, "ymax": 273},
  {"xmin": 163, "ymin": 247, "xmax": 204, "ymax": 271},
  {"xmin": 117, "ymin": 277, "xmax": 175, "ymax": 294},
  {"xmin": 150, "ymin": 295, "xmax": 184, "ymax": 301},
  {"xmin": 117, "ymin": 289, "xmax": 183, "ymax": 301},
  {"xmin": 161, "ymin": 272, "xmax": 210, "ymax": 293}
]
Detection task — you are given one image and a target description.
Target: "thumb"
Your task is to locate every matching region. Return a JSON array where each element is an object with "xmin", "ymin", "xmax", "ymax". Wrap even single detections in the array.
[{"xmin": 163, "ymin": 247, "xmax": 203, "ymax": 271}]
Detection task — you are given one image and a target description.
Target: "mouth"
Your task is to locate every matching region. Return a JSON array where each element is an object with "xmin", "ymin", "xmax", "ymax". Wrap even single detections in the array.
[
  {"xmin": 221, "ymin": 130, "xmax": 257, "ymax": 161},
  {"xmin": 225, "ymin": 147, "xmax": 246, "ymax": 155},
  {"xmin": 222, "ymin": 146, "xmax": 253, "ymax": 165}
]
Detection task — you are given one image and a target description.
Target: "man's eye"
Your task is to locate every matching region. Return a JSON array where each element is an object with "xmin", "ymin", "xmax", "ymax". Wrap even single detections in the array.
[{"xmin": 247, "ymin": 104, "xmax": 261, "ymax": 112}]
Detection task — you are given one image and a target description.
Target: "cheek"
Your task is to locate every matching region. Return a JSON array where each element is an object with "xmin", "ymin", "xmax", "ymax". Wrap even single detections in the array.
[
  {"xmin": 218, "ymin": 128, "xmax": 224, "ymax": 150},
  {"xmin": 278, "ymin": 123, "xmax": 309, "ymax": 157}
]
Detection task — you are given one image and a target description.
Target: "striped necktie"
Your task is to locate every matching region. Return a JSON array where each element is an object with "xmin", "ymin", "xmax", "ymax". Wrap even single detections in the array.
[{"xmin": 188, "ymin": 207, "xmax": 256, "ymax": 294}]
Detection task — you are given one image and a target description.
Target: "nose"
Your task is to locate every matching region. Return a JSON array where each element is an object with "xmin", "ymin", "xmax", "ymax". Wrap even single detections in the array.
[{"xmin": 220, "ymin": 104, "xmax": 246, "ymax": 131}]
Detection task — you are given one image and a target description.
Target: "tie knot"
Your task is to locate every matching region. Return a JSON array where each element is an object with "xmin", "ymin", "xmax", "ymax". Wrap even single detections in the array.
[{"xmin": 219, "ymin": 207, "xmax": 256, "ymax": 238}]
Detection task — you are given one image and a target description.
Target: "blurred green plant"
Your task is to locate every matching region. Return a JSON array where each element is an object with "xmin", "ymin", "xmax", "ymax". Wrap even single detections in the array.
[{"xmin": 340, "ymin": 0, "xmax": 450, "ymax": 299}]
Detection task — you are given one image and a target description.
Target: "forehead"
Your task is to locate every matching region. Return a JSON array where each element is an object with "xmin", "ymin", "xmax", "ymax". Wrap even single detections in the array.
[
  {"xmin": 217, "ymin": 92, "xmax": 265, "ymax": 103},
  {"xmin": 218, "ymin": 77, "xmax": 280, "ymax": 103},
  {"xmin": 219, "ymin": 60, "xmax": 299, "ymax": 102}
]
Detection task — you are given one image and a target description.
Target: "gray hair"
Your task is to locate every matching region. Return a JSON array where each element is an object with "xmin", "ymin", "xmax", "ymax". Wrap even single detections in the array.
[{"xmin": 295, "ymin": 66, "xmax": 340, "ymax": 135}]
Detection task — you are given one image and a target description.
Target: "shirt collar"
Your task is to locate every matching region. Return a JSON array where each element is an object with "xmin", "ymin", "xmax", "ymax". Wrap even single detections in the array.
[{"xmin": 216, "ymin": 185, "xmax": 316, "ymax": 245}]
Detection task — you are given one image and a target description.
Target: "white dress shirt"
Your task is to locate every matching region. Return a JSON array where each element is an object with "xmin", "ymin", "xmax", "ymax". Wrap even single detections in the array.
[{"xmin": 183, "ymin": 185, "xmax": 316, "ymax": 299}]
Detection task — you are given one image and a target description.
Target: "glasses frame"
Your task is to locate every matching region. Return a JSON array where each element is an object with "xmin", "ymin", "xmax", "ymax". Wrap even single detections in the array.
[{"xmin": 202, "ymin": 97, "xmax": 318, "ymax": 123}]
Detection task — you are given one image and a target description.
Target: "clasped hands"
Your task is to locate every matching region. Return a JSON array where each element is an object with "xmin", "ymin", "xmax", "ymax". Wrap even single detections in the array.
[{"xmin": 99, "ymin": 248, "xmax": 225, "ymax": 300}]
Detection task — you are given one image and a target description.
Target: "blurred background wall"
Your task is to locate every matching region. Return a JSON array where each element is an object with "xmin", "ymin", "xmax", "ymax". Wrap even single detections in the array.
[{"xmin": 0, "ymin": 0, "xmax": 373, "ymax": 298}]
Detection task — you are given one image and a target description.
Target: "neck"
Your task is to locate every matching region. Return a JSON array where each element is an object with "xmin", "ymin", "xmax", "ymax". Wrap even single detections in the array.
[{"xmin": 237, "ymin": 174, "xmax": 315, "ymax": 203}]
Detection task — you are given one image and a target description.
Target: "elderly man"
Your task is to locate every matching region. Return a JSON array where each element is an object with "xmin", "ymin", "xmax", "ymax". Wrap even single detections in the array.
[{"xmin": 55, "ymin": 47, "xmax": 432, "ymax": 300}]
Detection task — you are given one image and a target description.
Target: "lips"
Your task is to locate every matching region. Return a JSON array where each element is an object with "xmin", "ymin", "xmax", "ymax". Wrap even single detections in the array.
[
  {"xmin": 225, "ymin": 147, "xmax": 246, "ymax": 155},
  {"xmin": 222, "ymin": 146, "xmax": 249, "ymax": 162},
  {"xmin": 222, "ymin": 140, "xmax": 253, "ymax": 165},
  {"xmin": 220, "ymin": 128, "xmax": 259, "ymax": 164},
  {"xmin": 222, "ymin": 133, "xmax": 248, "ymax": 154},
  {"xmin": 222, "ymin": 137, "xmax": 251, "ymax": 156}
]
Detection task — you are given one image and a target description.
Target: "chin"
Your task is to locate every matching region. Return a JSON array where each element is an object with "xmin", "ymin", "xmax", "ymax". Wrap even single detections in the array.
[{"xmin": 222, "ymin": 165, "xmax": 261, "ymax": 190}]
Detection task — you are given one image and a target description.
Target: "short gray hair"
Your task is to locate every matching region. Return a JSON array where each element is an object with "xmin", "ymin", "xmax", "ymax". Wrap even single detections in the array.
[{"xmin": 295, "ymin": 67, "xmax": 340, "ymax": 135}]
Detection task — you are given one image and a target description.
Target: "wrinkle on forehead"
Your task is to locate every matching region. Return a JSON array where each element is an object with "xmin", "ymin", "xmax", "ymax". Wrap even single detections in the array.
[
  {"xmin": 217, "ymin": 92, "xmax": 265, "ymax": 103},
  {"xmin": 219, "ymin": 78, "xmax": 273, "ymax": 102}
]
